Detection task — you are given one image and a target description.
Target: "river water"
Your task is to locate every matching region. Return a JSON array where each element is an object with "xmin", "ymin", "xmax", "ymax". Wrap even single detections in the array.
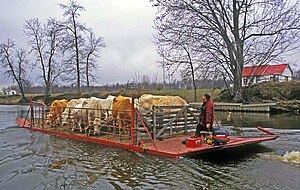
[{"xmin": 0, "ymin": 105, "xmax": 299, "ymax": 190}]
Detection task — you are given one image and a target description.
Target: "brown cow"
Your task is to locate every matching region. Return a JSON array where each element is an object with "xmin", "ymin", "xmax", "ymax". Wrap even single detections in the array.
[
  {"xmin": 45, "ymin": 99, "xmax": 68, "ymax": 126},
  {"xmin": 112, "ymin": 95, "xmax": 134, "ymax": 134}
]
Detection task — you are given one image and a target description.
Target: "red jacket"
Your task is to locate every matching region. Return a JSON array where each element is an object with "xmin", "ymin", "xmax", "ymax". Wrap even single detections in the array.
[
  {"xmin": 199, "ymin": 99, "xmax": 214, "ymax": 126},
  {"xmin": 205, "ymin": 99, "xmax": 214, "ymax": 125}
]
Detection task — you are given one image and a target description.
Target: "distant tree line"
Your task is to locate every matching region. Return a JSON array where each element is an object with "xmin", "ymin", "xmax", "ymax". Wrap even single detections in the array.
[
  {"xmin": 0, "ymin": 0, "xmax": 105, "ymax": 100},
  {"xmin": 1, "ymin": 77, "xmax": 227, "ymax": 95}
]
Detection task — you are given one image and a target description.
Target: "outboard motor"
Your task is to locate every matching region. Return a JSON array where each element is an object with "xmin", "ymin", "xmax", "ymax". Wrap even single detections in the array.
[{"xmin": 212, "ymin": 128, "xmax": 230, "ymax": 146}]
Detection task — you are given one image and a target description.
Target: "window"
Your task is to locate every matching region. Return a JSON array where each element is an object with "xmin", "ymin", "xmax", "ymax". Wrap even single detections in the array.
[
  {"xmin": 243, "ymin": 78, "xmax": 248, "ymax": 85},
  {"xmin": 256, "ymin": 76, "xmax": 261, "ymax": 83}
]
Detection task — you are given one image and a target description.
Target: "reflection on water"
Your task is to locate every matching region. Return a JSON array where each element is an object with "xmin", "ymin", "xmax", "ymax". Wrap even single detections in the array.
[
  {"xmin": 215, "ymin": 111, "xmax": 300, "ymax": 129},
  {"xmin": 0, "ymin": 105, "xmax": 300, "ymax": 189}
]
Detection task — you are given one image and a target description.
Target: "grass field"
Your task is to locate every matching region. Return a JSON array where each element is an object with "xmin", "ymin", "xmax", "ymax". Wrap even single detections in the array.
[{"xmin": 0, "ymin": 88, "xmax": 221, "ymax": 105}]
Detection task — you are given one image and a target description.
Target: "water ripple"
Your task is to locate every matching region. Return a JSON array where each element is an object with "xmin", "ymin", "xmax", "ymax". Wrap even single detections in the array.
[{"xmin": 0, "ymin": 106, "xmax": 300, "ymax": 189}]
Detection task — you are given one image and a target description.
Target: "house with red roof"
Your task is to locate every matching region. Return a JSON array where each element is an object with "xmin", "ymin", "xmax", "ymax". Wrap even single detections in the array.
[{"xmin": 242, "ymin": 63, "xmax": 293, "ymax": 86}]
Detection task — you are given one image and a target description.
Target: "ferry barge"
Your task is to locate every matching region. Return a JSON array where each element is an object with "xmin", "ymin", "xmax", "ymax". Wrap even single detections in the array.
[{"xmin": 16, "ymin": 97, "xmax": 279, "ymax": 158}]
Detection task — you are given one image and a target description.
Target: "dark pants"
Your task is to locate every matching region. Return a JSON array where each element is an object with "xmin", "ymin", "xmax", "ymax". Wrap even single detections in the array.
[{"xmin": 195, "ymin": 123, "xmax": 214, "ymax": 136}]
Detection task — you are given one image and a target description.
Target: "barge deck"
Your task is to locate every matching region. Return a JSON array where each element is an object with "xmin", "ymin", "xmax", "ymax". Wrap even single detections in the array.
[{"xmin": 16, "ymin": 118, "xmax": 278, "ymax": 158}]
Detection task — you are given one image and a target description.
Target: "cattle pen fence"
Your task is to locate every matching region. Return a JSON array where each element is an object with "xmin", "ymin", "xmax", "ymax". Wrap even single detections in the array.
[
  {"xmin": 18, "ymin": 98, "xmax": 204, "ymax": 146},
  {"xmin": 136, "ymin": 104, "xmax": 202, "ymax": 141}
]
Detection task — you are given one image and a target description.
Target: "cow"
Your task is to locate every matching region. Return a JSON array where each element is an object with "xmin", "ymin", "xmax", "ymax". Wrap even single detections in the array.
[
  {"xmin": 138, "ymin": 94, "xmax": 188, "ymax": 112},
  {"xmin": 69, "ymin": 98, "xmax": 95, "ymax": 133},
  {"xmin": 83, "ymin": 97, "xmax": 107, "ymax": 135},
  {"xmin": 70, "ymin": 102, "xmax": 86, "ymax": 132},
  {"xmin": 61, "ymin": 98, "xmax": 88, "ymax": 126},
  {"xmin": 61, "ymin": 99, "xmax": 79, "ymax": 126},
  {"xmin": 83, "ymin": 96, "xmax": 115, "ymax": 135},
  {"xmin": 45, "ymin": 99, "xmax": 68, "ymax": 126},
  {"xmin": 103, "ymin": 95, "xmax": 115, "ymax": 120},
  {"xmin": 112, "ymin": 95, "xmax": 134, "ymax": 134}
]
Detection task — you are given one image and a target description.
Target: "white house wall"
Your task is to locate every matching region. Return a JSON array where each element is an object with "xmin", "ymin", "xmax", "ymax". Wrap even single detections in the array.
[
  {"xmin": 282, "ymin": 67, "xmax": 293, "ymax": 79},
  {"xmin": 242, "ymin": 74, "xmax": 291, "ymax": 86}
]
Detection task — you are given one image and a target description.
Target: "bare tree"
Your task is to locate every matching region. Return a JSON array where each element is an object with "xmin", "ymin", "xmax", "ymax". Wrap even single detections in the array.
[
  {"xmin": 82, "ymin": 29, "xmax": 106, "ymax": 88},
  {"xmin": 157, "ymin": 44, "xmax": 200, "ymax": 101},
  {"xmin": 294, "ymin": 69, "xmax": 300, "ymax": 80},
  {"xmin": 24, "ymin": 18, "xmax": 64, "ymax": 96},
  {"xmin": 59, "ymin": 0, "xmax": 86, "ymax": 94},
  {"xmin": 152, "ymin": 0, "xmax": 300, "ymax": 102},
  {"xmin": 0, "ymin": 39, "xmax": 28, "ymax": 100}
]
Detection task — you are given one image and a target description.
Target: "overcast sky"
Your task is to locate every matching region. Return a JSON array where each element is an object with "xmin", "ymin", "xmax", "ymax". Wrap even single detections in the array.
[{"xmin": 0, "ymin": 0, "xmax": 161, "ymax": 86}]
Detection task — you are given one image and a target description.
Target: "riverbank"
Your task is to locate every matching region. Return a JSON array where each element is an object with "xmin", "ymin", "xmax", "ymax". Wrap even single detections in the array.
[
  {"xmin": 216, "ymin": 81, "xmax": 300, "ymax": 113},
  {"xmin": 0, "ymin": 81, "xmax": 299, "ymax": 113}
]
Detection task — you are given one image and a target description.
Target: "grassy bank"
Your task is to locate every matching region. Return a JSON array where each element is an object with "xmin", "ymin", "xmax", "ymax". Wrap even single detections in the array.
[
  {"xmin": 1, "ymin": 82, "xmax": 299, "ymax": 113},
  {"xmin": 0, "ymin": 94, "xmax": 23, "ymax": 105}
]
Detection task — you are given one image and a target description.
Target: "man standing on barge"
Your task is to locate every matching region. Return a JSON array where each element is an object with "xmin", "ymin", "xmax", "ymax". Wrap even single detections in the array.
[{"xmin": 194, "ymin": 93, "xmax": 215, "ymax": 137}]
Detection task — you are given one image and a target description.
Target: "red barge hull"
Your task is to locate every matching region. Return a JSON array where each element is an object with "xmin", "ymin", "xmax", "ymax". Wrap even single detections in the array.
[{"xmin": 16, "ymin": 118, "xmax": 279, "ymax": 158}]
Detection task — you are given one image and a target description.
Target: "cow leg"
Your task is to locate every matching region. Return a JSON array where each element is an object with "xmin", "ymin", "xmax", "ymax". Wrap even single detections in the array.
[
  {"xmin": 71, "ymin": 124, "xmax": 75, "ymax": 132},
  {"xmin": 93, "ymin": 118, "xmax": 102, "ymax": 136},
  {"xmin": 52, "ymin": 114, "xmax": 56, "ymax": 128},
  {"xmin": 118, "ymin": 113, "xmax": 122, "ymax": 135},
  {"xmin": 88, "ymin": 119, "xmax": 95, "ymax": 136},
  {"xmin": 79, "ymin": 117, "xmax": 84, "ymax": 133},
  {"xmin": 71, "ymin": 116, "xmax": 78, "ymax": 132},
  {"xmin": 93, "ymin": 123, "xmax": 100, "ymax": 136},
  {"xmin": 56, "ymin": 115, "xmax": 61, "ymax": 127}
]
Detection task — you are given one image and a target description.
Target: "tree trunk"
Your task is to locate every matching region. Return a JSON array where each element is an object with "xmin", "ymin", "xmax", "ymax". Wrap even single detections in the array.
[
  {"xmin": 191, "ymin": 66, "xmax": 197, "ymax": 102},
  {"xmin": 183, "ymin": 46, "xmax": 197, "ymax": 102},
  {"xmin": 232, "ymin": 0, "xmax": 244, "ymax": 103},
  {"xmin": 76, "ymin": 46, "xmax": 80, "ymax": 94},
  {"xmin": 232, "ymin": 64, "xmax": 243, "ymax": 103},
  {"xmin": 16, "ymin": 81, "xmax": 26, "ymax": 101},
  {"xmin": 86, "ymin": 56, "xmax": 90, "ymax": 88},
  {"xmin": 44, "ymin": 82, "xmax": 51, "ymax": 96},
  {"xmin": 72, "ymin": 14, "xmax": 81, "ymax": 94}
]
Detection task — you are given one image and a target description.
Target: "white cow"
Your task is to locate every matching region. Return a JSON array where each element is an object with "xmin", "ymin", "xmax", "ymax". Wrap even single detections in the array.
[
  {"xmin": 83, "ymin": 96, "xmax": 115, "ymax": 135},
  {"xmin": 104, "ymin": 95, "xmax": 115, "ymax": 119},
  {"xmin": 61, "ymin": 98, "xmax": 88, "ymax": 126},
  {"xmin": 66, "ymin": 98, "xmax": 91, "ymax": 133},
  {"xmin": 61, "ymin": 99, "xmax": 79, "ymax": 126}
]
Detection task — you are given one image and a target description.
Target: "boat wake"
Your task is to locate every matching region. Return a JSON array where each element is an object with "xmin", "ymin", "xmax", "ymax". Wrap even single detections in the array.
[
  {"xmin": 260, "ymin": 151, "xmax": 300, "ymax": 166},
  {"xmin": 282, "ymin": 151, "xmax": 300, "ymax": 165}
]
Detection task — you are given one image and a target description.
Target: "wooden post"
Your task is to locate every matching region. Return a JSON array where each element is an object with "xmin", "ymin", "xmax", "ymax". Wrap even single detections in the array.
[
  {"xmin": 30, "ymin": 96, "xmax": 34, "ymax": 128},
  {"xmin": 135, "ymin": 108, "xmax": 139, "ymax": 144},
  {"xmin": 68, "ymin": 108, "xmax": 71, "ymax": 128},
  {"xmin": 184, "ymin": 106, "xmax": 188, "ymax": 134},
  {"xmin": 86, "ymin": 108, "xmax": 89, "ymax": 136},
  {"xmin": 38, "ymin": 106, "xmax": 41, "ymax": 128},
  {"xmin": 131, "ymin": 96, "xmax": 135, "ymax": 145},
  {"xmin": 152, "ymin": 105, "xmax": 157, "ymax": 141},
  {"xmin": 170, "ymin": 113, "xmax": 173, "ymax": 137},
  {"xmin": 41, "ymin": 107, "xmax": 44, "ymax": 129}
]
